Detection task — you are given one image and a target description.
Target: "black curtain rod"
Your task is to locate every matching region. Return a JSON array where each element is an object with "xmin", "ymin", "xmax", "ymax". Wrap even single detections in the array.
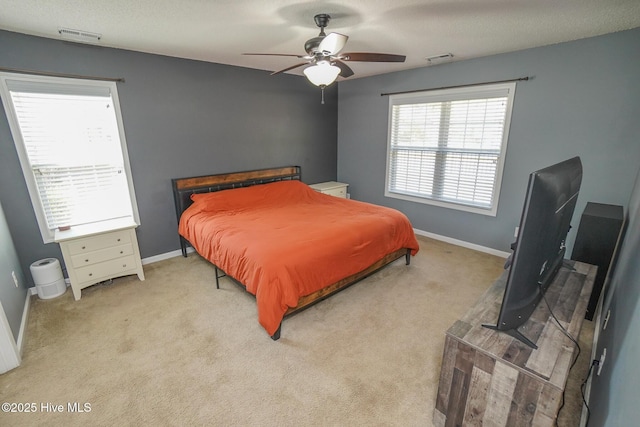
[
  {"xmin": 0, "ymin": 66, "xmax": 125, "ymax": 83},
  {"xmin": 380, "ymin": 76, "xmax": 529, "ymax": 97}
]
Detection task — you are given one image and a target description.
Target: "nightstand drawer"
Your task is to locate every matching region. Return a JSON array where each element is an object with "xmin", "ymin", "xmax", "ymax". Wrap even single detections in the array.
[
  {"xmin": 70, "ymin": 243, "xmax": 134, "ymax": 268},
  {"xmin": 66, "ymin": 229, "xmax": 132, "ymax": 255},
  {"xmin": 323, "ymin": 187, "xmax": 347, "ymax": 198},
  {"xmin": 74, "ymin": 255, "xmax": 138, "ymax": 283}
]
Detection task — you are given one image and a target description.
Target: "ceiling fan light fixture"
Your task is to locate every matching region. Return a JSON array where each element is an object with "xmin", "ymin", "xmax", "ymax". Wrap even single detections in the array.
[{"xmin": 303, "ymin": 61, "xmax": 340, "ymax": 87}]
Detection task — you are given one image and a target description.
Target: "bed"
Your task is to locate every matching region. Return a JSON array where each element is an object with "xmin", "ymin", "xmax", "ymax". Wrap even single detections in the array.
[{"xmin": 172, "ymin": 166, "xmax": 420, "ymax": 340}]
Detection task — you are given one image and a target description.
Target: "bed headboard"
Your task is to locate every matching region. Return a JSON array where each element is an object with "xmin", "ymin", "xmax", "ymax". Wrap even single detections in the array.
[{"xmin": 171, "ymin": 166, "xmax": 301, "ymax": 255}]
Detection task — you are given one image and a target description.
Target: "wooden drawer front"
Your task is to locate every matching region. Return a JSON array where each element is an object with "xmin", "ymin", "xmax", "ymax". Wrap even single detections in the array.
[
  {"xmin": 75, "ymin": 255, "xmax": 138, "ymax": 283},
  {"xmin": 66, "ymin": 230, "xmax": 132, "ymax": 255},
  {"xmin": 70, "ymin": 243, "xmax": 133, "ymax": 268},
  {"xmin": 324, "ymin": 187, "xmax": 347, "ymax": 198}
]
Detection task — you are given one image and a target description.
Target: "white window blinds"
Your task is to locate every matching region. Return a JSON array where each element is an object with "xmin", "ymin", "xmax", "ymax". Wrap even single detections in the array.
[
  {"xmin": 0, "ymin": 74, "xmax": 139, "ymax": 242},
  {"xmin": 385, "ymin": 82, "xmax": 516, "ymax": 216}
]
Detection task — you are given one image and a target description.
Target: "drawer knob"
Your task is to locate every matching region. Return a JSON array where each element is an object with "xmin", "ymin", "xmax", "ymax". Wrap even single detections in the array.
[
  {"xmin": 82, "ymin": 246, "xmax": 86, "ymax": 250},
  {"xmin": 117, "ymin": 238, "xmax": 121, "ymax": 242},
  {"xmin": 122, "ymin": 264, "xmax": 127, "ymax": 268},
  {"xmin": 85, "ymin": 259, "xmax": 89, "ymax": 263},
  {"xmin": 120, "ymin": 251, "xmax": 124, "ymax": 254},
  {"xmin": 89, "ymin": 273, "xmax": 93, "ymax": 277}
]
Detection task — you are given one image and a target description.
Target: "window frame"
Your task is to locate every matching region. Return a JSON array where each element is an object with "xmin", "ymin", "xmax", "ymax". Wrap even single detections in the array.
[
  {"xmin": 384, "ymin": 82, "xmax": 516, "ymax": 217},
  {"xmin": 0, "ymin": 72, "xmax": 140, "ymax": 243}
]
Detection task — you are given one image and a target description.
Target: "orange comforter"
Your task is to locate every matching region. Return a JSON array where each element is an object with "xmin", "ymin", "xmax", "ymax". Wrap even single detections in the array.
[{"xmin": 178, "ymin": 180, "xmax": 419, "ymax": 336}]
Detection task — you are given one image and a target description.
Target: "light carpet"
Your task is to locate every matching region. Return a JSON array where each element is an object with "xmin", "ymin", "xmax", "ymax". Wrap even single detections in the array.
[{"xmin": 0, "ymin": 236, "xmax": 591, "ymax": 426}]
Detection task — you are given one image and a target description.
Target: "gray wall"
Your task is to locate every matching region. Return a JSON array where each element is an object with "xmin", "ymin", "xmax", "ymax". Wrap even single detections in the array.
[
  {"xmin": 588, "ymin": 166, "xmax": 640, "ymax": 426},
  {"xmin": 0, "ymin": 200, "xmax": 27, "ymax": 340},
  {"xmin": 335, "ymin": 28, "xmax": 640, "ymax": 424},
  {"xmin": 337, "ymin": 27, "xmax": 640, "ymax": 254},
  {"xmin": 2, "ymin": 25, "xmax": 640, "ymax": 422},
  {"xmin": 0, "ymin": 29, "xmax": 339, "ymax": 290}
]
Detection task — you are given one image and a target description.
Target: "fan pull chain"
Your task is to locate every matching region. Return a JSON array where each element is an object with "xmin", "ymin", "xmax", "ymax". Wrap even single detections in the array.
[{"xmin": 321, "ymin": 87, "xmax": 325, "ymax": 104}]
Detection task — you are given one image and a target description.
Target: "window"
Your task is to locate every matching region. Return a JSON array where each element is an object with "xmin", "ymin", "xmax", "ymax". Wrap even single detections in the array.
[
  {"xmin": 385, "ymin": 82, "xmax": 516, "ymax": 216},
  {"xmin": 0, "ymin": 73, "xmax": 139, "ymax": 243}
]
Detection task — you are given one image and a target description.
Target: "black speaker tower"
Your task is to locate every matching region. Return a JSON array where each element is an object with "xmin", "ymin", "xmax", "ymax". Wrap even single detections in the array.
[{"xmin": 571, "ymin": 202, "xmax": 624, "ymax": 320}]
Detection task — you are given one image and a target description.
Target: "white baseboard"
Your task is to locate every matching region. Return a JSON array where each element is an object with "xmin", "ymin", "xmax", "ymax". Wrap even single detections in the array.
[
  {"xmin": 141, "ymin": 247, "xmax": 194, "ymax": 265},
  {"xmin": 16, "ymin": 232, "xmax": 503, "ymax": 367},
  {"xmin": 26, "ymin": 247, "xmax": 193, "ymax": 298},
  {"xmin": 16, "ymin": 290, "xmax": 30, "ymax": 357},
  {"xmin": 413, "ymin": 228, "xmax": 510, "ymax": 259},
  {"xmin": 140, "ymin": 233, "xmax": 506, "ymax": 267}
]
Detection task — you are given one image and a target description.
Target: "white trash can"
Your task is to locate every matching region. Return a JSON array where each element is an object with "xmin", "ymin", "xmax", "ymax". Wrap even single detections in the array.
[{"xmin": 30, "ymin": 258, "xmax": 66, "ymax": 300}]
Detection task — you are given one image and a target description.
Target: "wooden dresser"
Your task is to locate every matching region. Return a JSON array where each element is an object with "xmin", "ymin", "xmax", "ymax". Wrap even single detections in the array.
[
  {"xmin": 56, "ymin": 219, "xmax": 145, "ymax": 300},
  {"xmin": 433, "ymin": 261, "xmax": 595, "ymax": 426}
]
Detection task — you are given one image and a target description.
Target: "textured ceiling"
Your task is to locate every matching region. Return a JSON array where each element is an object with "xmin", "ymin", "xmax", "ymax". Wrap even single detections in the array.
[{"xmin": 1, "ymin": 0, "xmax": 639, "ymax": 80}]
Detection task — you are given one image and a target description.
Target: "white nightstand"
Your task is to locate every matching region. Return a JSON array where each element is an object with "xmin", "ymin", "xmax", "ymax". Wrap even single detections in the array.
[
  {"xmin": 309, "ymin": 181, "xmax": 349, "ymax": 198},
  {"xmin": 56, "ymin": 218, "xmax": 145, "ymax": 300}
]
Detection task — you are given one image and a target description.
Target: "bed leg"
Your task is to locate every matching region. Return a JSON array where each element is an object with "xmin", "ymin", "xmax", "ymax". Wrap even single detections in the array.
[
  {"xmin": 180, "ymin": 237, "xmax": 188, "ymax": 257},
  {"xmin": 271, "ymin": 324, "xmax": 282, "ymax": 341},
  {"xmin": 405, "ymin": 249, "xmax": 411, "ymax": 265},
  {"xmin": 214, "ymin": 266, "xmax": 220, "ymax": 289}
]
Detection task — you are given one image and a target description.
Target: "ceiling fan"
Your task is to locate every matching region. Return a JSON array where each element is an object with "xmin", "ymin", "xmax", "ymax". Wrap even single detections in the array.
[{"xmin": 244, "ymin": 13, "xmax": 406, "ymax": 102}]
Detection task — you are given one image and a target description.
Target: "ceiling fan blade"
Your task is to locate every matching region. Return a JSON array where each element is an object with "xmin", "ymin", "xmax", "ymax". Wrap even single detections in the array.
[
  {"xmin": 318, "ymin": 32, "xmax": 348, "ymax": 55},
  {"xmin": 333, "ymin": 60, "xmax": 354, "ymax": 78},
  {"xmin": 243, "ymin": 53, "xmax": 307, "ymax": 58},
  {"xmin": 270, "ymin": 62, "xmax": 309, "ymax": 75},
  {"xmin": 341, "ymin": 52, "xmax": 406, "ymax": 62}
]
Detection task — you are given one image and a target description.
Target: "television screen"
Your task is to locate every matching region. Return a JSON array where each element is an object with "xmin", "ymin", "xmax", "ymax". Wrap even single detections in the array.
[{"xmin": 484, "ymin": 156, "xmax": 583, "ymax": 348}]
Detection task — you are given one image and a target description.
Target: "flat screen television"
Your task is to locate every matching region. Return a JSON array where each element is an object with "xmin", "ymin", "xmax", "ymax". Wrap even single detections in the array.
[{"xmin": 483, "ymin": 156, "xmax": 583, "ymax": 348}]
